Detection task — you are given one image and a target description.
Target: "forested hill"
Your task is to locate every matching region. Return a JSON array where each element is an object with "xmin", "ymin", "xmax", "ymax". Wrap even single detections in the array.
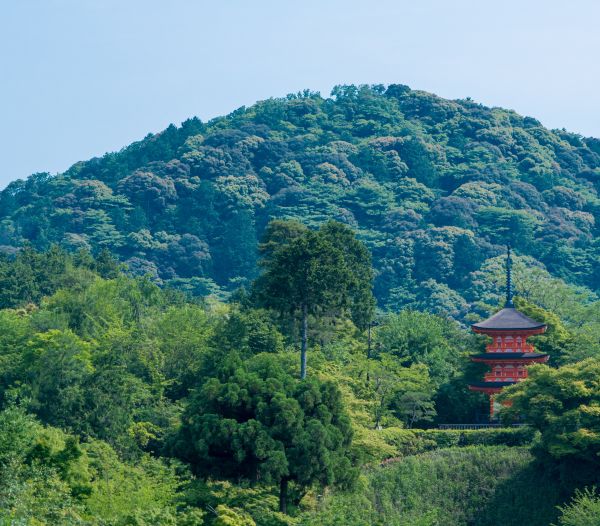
[{"xmin": 1, "ymin": 84, "xmax": 599, "ymax": 311}]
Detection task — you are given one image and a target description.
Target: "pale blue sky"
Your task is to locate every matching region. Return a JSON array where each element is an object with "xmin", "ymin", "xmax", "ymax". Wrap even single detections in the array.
[{"xmin": 1, "ymin": 0, "xmax": 599, "ymax": 187}]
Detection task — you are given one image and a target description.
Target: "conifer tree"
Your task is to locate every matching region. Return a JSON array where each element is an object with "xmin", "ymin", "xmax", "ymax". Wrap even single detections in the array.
[
  {"xmin": 255, "ymin": 221, "xmax": 374, "ymax": 378},
  {"xmin": 172, "ymin": 353, "xmax": 356, "ymax": 513}
]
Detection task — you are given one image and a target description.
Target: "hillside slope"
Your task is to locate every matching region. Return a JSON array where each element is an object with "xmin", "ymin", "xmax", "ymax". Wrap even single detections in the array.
[{"xmin": 1, "ymin": 84, "xmax": 599, "ymax": 311}]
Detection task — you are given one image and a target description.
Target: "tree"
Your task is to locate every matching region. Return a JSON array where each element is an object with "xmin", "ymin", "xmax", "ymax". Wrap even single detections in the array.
[
  {"xmin": 318, "ymin": 221, "xmax": 375, "ymax": 331},
  {"xmin": 499, "ymin": 359, "xmax": 600, "ymax": 486},
  {"xmin": 512, "ymin": 297, "xmax": 576, "ymax": 365},
  {"xmin": 22, "ymin": 329, "xmax": 93, "ymax": 432},
  {"xmin": 257, "ymin": 219, "xmax": 308, "ymax": 262},
  {"xmin": 255, "ymin": 221, "xmax": 374, "ymax": 379},
  {"xmin": 213, "ymin": 505, "xmax": 256, "ymax": 526},
  {"xmin": 0, "ymin": 405, "xmax": 91, "ymax": 523},
  {"xmin": 368, "ymin": 358, "xmax": 436, "ymax": 428},
  {"xmin": 117, "ymin": 169, "xmax": 177, "ymax": 214},
  {"xmin": 172, "ymin": 352, "xmax": 356, "ymax": 514},
  {"xmin": 211, "ymin": 307, "xmax": 284, "ymax": 358},
  {"xmin": 0, "ymin": 310, "xmax": 32, "ymax": 401},
  {"xmin": 428, "ymin": 196, "xmax": 476, "ymax": 229},
  {"xmin": 374, "ymin": 310, "xmax": 467, "ymax": 387},
  {"xmin": 369, "ymin": 356, "xmax": 404, "ymax": 429},
  {"xmin": 151, "ymin": 304, "xmax": 214, "ymax": 399},
  {"xmin": 394, "ymin": 391, "xmax": 436, "ymax": 428},
  {"xmin": 477, "ymin": 207, "xmax": 540, "ymax": 251}
]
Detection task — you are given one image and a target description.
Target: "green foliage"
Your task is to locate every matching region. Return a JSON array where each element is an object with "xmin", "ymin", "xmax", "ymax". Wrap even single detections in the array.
[
  {"xmin": 556, "ymin": 488, "xmax": 600, "ymax": 526},
  {"xmin": 477, "ymin": 207, "xmax": 540, "ymax": 250},
  {"xmin": 2, "ymin": 84, "xmax": 599, "ymax": 313},
  {"xmin": 213, "ymin": 505, "xmax": 256, "ymax": 526},
  {"xmin": 255, "ymin": 221, "xmax": 374, "ymax": 324},
  {"xmin": 150, "ymin": 303, "xmax": 215, "ymax": 398},
  {"xmin": 255, "ymin": 220, "xmax": 374, "ymax": 377},
  {"xmin": 513, "ymin": 297, "xmax": 576, "ymax": 365},
  {"xmin": 380, "ymin": 426, "xmax": 537, "ymax": 456},
  {"xmin": 22, "ymin": 329, "xmax": 93, "ymax": 431},
  {"xmin": 211, "ymin": 306, "xmax": 284, "ymax": 358},
  {"xmin": 374, "ymin": 310, "xmax": 469, "ymax": 386},
  {"xmin": 0, "ymin": 245, "xmax": 105, "ymax": 309},
  {"xmin": 0, "ymin": 309, "xmax": 32, "ymax": 396},
  {"xmin": 83, "ymin": 440, "xmax": 186, "ymax": 524},
  {"xmin": 302, "ymin": 446, "xmax": 547, "ymax": 526},
  {"xmin": 172, "ymin": 352, "xmax": 356, "ymax": 513},
  {"xmin": 500, "ymin": 359, "xmax": 600, "ymax": 487},
  {"xmin": 0, "ymin": 403, "xmax": 200, "ymax": 525},
  {"xmin": 184, "ymin": 480, "xmax": 297, "ymax": 526},
  {"xmin": 368, "ymin": 359, "xmax": 436, "ymax": 428}
]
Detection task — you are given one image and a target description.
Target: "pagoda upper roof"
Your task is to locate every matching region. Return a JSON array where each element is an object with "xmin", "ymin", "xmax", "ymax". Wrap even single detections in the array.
[{"xmin": 471, "ymin": 307, "xmax": 546, "ymax": 332}]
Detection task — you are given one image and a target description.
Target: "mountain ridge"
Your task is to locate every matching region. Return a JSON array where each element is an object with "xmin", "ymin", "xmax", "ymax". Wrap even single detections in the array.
[{"xmin": 1, "ymin": 84, "xmax": 599, "ymax": 313}]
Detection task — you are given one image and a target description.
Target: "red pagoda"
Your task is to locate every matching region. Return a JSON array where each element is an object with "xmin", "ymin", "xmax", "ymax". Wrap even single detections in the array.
[{"xmin": 468, "ymin": 247, "xmax": 548, "ymax": 419}]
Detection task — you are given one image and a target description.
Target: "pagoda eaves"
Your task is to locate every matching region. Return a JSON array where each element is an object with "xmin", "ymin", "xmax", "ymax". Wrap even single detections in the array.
[{"xmin": 471, "ymin": 307, "xmax": 546, "ymax": 333}]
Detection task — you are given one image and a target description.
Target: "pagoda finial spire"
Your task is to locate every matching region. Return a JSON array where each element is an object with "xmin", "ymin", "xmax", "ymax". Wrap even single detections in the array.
[{"xmin": 505, "ymin": 244, "xmax": 514, "ymax": 307}]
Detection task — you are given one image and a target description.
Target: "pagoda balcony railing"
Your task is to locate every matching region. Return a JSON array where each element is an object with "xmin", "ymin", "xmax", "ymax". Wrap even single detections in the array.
[
  {"xmin": 485, "ymin": 344, "xmax": 535, "ymax": 353},
  {"xmin": 484, "ymin": 373, "xmax": 525, "ymax": 381},
  {"xmin": 438, "ymin": 423, "xmax": 529, "ymax": 430}
]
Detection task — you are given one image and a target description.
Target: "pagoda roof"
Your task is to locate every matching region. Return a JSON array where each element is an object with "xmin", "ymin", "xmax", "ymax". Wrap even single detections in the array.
[
  {"xmin": 471, "ymin": 307, "xmax": 546, "ymax": 332},
  {"xmin": 470, "ymin": 352, "xmax": 548, "ymax": 361},
  {"xmin": 469, "ymin": 381, "xmax": 516, "ymax": 389}
]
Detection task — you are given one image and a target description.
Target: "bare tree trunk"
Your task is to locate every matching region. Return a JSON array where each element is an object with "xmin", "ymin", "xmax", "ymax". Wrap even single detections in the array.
[
  {"xmin": 279, "ymin": 478, "xmax": 288, "ymax": 514},
  {"xmin": 300, "ymin": 303, "xmax": 308, "ymax": 379},
  {"xmin": 375, "ymin": 395, "xmax": 385, "ymax": 429},
  {"xmin": 366, "ymin": 321, "xmax": 372, "ymax": 382}
]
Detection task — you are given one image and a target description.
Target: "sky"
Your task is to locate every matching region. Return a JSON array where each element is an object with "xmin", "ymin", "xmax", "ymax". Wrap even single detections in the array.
[{"xmin": 1, "ymin": 0, "xmax": 599, "ymax": 188}]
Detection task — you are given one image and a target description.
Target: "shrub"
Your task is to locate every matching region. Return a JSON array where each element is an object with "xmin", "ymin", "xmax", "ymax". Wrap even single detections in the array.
[
  {"xmin": 301, "ymin": 446, "xmax": 548, "ymax": 526},
  {"xmin": 556, "ymin": 488, "xmax": 600, "ymax": 526}
]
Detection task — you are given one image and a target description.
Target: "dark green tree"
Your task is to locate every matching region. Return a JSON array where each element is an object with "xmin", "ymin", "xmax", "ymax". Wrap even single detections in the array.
[
  {"xmin": 255, "ymin": 221, "xmax": 374, "ymax": 378},
  {"xmin": 172, "ymin": 353, "xmax": 356, "ymax": 514},
  {"xmin": 22, "ymin": 329, "xmax": 93, "ymax": 432},
  {"xmin": 477, "ymin": 207, "xmax": 540, "ymax": 251},
  {"xmin": 319, "ymin": 221, "xmax": 375, "ymax": 331}
]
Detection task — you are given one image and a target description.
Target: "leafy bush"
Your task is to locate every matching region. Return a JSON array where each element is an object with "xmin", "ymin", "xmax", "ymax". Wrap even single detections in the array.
[
  {"xmin": 0, "ymin": 404, "xmax": 197, "ymax": 525},
  {"xmin": 556, "ymin": 488, "xmax": 600, "ymax": 526}
]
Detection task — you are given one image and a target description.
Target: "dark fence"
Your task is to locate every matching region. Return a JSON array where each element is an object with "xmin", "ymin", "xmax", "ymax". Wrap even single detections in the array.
[{"xmin": 438, "ymin": 423, "xmax": 528, "ymax": 430}]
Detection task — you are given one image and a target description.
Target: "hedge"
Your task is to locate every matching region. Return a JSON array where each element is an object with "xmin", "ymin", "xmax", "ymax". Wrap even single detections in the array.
[{"xmin": 379, "ymin": 426, "xmax": 538, "ymax": 458}]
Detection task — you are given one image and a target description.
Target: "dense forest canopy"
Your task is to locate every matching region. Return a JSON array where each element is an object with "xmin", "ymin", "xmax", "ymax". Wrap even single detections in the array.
[
  {"xmin": 1, "ymin": 84, "xmax": 599, "ymax": 316},
  {"xmin": 1, "ymin": 85, "xmax": 600, "ymax": 525},
  {"xmin": 0, "ymin": 244, "xmax": 598, "ymax": 525}
]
